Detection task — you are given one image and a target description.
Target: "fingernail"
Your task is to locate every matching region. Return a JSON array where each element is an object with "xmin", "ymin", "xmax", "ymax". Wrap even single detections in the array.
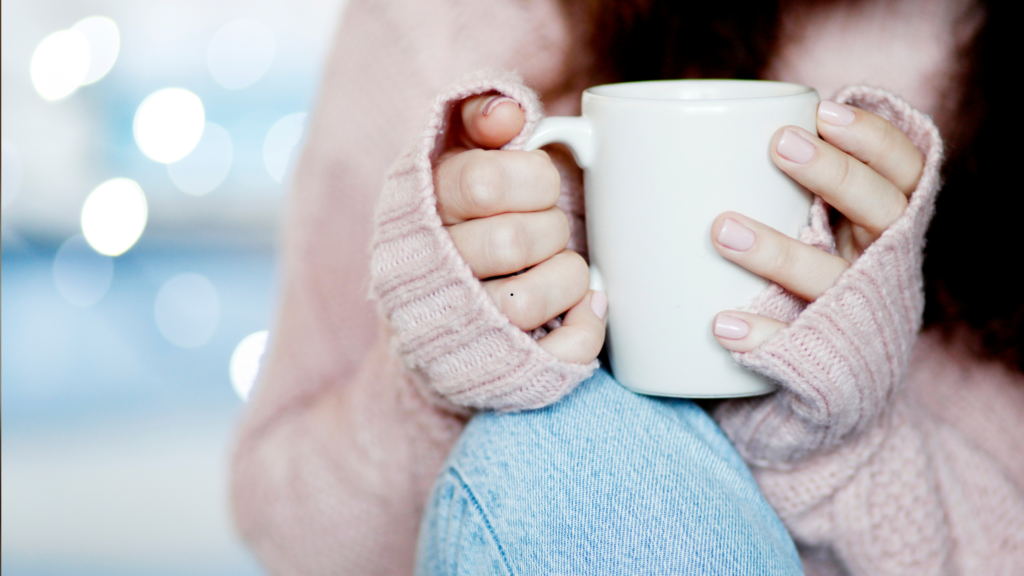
[
  {"xmin": 777, "ymin": 129, "xmax": 816, "ymax": 164},
  {"xmin": 482, "ymin": 96, "xmax": 518, "ymax": 117},
  {"xmin": 717, "ymin": 218, "xmax": 755, "ymax": 251},
  {"xmin": 590, "ymin": 291, "xmax": 608, "ymax": 320},
  {"xmin": 714, "ymin": 314, "xmax": 749, "ymax": 340},
  {"xmin": 817, "ymin": 100, "xmax": 856, "ymax": 126}
]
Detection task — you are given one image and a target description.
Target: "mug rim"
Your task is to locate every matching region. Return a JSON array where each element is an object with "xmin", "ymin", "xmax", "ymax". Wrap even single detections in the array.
[{"xmin": 584, "ymin": 79, "xmax": 815, "ymax": 103}]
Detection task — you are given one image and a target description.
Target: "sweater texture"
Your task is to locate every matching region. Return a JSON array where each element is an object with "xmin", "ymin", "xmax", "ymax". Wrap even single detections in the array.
[{"xmin": 231, "ymin": 1, "xmax": 1024, "ymax": 574}]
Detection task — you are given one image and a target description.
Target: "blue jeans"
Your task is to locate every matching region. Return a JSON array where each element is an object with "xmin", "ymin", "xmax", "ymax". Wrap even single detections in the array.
[{"xmin": 415, "ymin": 368, "xmax": 803, "ymax": 576}]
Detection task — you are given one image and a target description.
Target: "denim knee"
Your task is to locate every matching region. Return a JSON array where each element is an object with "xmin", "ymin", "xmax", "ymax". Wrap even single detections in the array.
[{"xmin": 416, "ymin": 368, "xmax": 802, "ymax": 576}]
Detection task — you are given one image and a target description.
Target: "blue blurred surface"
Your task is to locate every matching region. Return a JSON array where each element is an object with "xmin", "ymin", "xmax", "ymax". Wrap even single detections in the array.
[
  {"xmin": 3, "ymin": 239, "xmax": 275, "ymax": 427},
  {"xmin": 2, "ymin": 2, "xmax": 347, "ymax": 572},
  {"xmin": 2, "ymin": 239, "xmax": 276, "ymax": 575}
]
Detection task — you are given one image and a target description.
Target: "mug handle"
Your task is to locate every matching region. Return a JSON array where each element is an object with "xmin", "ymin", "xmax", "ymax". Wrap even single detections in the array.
[
  {"xmin": 523, "ymin": 117, "xmax": 595, "ymax": 169},
  {"xmin": 523, "ymin": 116, "xmax": 603, "ymax": 292}
]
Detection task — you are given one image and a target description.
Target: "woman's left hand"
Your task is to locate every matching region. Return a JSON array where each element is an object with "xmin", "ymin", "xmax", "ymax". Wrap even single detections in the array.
[{"xmin": 710, "ymin": 100, "xmax": 925, "ymax": 352}]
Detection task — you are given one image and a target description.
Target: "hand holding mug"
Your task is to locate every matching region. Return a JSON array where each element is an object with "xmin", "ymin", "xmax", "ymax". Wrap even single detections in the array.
[
  {"xmin": 433, "ymin": 95, "xmax": 608, "ymax": 365},
  {"xmin": 711, "ymin": 102, "xmax": 926, "ymax": 352},
  {"xmin": 438, "ymin": 83, "xmax": 925, "ymax": 399}
]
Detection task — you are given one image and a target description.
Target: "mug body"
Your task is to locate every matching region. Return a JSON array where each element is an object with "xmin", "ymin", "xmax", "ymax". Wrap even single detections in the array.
[{"xmin": 582, "ymin": 80, "xmax": 818, "ymax": 397}]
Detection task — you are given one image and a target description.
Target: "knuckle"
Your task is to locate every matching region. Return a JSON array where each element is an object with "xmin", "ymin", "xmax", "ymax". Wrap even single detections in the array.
[
  {"xmin": 459, "ymin": 151, "xmax": 505, "ymax": 213},
  {"xmin": 875, "ymin": 121, "xmax": 899, "ymax": 159},
  {"xmin": 486, "ymin": 218, "xmax": 529, "ymax": 271},
  {"xmin": 768, "ymin": 237, "xmax": 800, "ymax": 279},
  {"xmin": 830, "ymin": 154, "xmax": 857, "ymax": 199}
]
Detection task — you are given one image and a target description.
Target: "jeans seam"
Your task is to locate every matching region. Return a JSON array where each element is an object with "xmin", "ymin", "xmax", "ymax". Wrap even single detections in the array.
[{"xmin": 449, "ymin": 465, "xmax": 515, "ymax": 576}]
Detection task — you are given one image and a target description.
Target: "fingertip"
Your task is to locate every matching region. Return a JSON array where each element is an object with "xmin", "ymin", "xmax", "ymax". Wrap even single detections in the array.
[
  {"xmin": 713, "ymin": 312, "xmax": 750, "ymax": 340},
  {"xmin": 711, "ymin": 311, "xmax": 787, "ymax": 353},
  {"xmin": 710, "ymin": 211, "xmax": 741, "ymax": 242},
  {"xmin": 481, "ymin": 96, "xmax": 518, "ymax": 118},
  {"xmin": 816, "ymin": 100, "xmax": 857, "ymax": 127},
  {"xmin": 462, "ymin": 95, "xmax": 525, "ymax": 149},
  {"xmin": 769, "ymin": 125, "xmax": 815, "ymax": 160},
  {"xmin": 768, "ymin": 125, "xmax": 790, "ymax": 149},
  {"xmin": 711, "ymin": 212, "xmax": 756, "ymax": 254}
]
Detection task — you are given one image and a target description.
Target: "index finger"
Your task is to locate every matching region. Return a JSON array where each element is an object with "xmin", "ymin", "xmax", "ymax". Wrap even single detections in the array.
[
  {"xmin": 770, "ymin": 127, "xmax": 908, "ymax": 237},
  {"xmin": 816, "ymin": 101, "xmax": 925, "ymax": 195}
]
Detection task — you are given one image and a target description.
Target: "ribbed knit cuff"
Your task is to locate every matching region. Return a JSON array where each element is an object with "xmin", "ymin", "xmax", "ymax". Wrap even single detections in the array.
[
  {"xmin": 715, "ymin": 87, "xmax": 945, "ymax": 466},
  {"xmin": 370, "ymin": 70, "xmax": 597, "ymax": 412}
]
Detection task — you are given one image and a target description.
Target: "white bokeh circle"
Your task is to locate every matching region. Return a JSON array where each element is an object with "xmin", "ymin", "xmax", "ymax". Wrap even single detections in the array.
[
  {"xmin": 134, "ymin": 88, "xmax": 206, "ymax": 164},
  {"xmin": 80, "ymin": 178, "xmax": 148, "ymax": 256},
  {"xmin": 154, "ymin": 273, "xmax": 221, "ymax": 349},
  {"xmin": 30, "ymin": 29, "xmax": 90, "ymax": 101},
  {"xmin": 229, "ymin": 331, "xmax": 269, "ymax": 401}
]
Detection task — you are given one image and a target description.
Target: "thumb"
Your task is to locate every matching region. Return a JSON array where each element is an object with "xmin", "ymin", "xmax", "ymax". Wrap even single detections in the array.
[
  {"xmin": 460, "ymin": 94, "xmax": 525, "ymax": 150},
  {"xmin": 537, "ymin": 291, "xmax": 608, "ymax": 364}
]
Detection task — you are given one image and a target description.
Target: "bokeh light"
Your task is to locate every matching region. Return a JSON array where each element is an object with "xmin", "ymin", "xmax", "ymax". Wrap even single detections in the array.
[
  {"xmin": 52, "ymin": 235, "xmax": 114, "ymax": 307},
  {"xmin": 72, "ymin": 16, "xmax": 120, "ymax": 85},
  {"xmin": 167, "ymin": 122, "xmax": 234, "ymax": 196},
  {"xmin": 80, "ymin": 178, "xmax": 148, "ymax": 256},
  {"xmin": 4, "ymin": 2, "xmax": 339, "ymax": 573},
  {"xmin": 154, "ymin": 273, "xmax": 221, "ymax": 349},
  {"xmin": 263, "ymin": 112, "xmax": 307, "ymax": 183},
  {"xmin": 2, "ymin": 141, "xmax": 22, "ymax": 210},
  {"xmin": 229, "ymin": 331, "xmax": 269, "ymax": 401},
  {"xmin": 134, "ymin": 88, "xmax": 206, "ymax": 164},
  {"xmin": 30, "ymin": 29, "xmax": 90, "ymax": 101},
  {"xmin": 207, "ymin": 20, "xmax": 276, "ymax": 90}
]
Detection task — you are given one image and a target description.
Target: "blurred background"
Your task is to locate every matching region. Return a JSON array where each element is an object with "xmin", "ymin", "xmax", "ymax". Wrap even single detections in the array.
[{"xmin": 2, "ymin": 1, "xmax": 345, "ymax": 574}]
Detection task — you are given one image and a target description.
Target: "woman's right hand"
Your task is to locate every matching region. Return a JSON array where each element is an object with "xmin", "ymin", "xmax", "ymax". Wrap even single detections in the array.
[{"xmin": 434, "ymin": 95, "xmax": 607, "ymax": 364}]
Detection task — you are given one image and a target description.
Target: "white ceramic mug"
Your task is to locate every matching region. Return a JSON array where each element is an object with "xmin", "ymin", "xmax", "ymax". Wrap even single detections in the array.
[{"xmin": 526, "ymin": 80, "xmax": 819, "ymax": 397}]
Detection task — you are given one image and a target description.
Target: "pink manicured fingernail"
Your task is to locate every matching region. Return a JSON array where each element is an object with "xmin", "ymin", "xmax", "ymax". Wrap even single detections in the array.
[
  {"xmin": 714, "ymin": 314, "xmax": 749, "ymax": 340},
  {"xmin": 777, "ymin": 129, "xmax": 816, "ymax": 163},
  {"xmin": 482, "ymin": 96, "xmax": 518, "ymax": 117},
  {"xmin": 817, "ymin": 100, "xmax": 856, "ymax": 126},
  {"xmin": 590, "ymin": 291, "xmax": 608, "ymax": 320},
  {"xmin": 717, "ymin": 218, "xmax": 755, "ymax": 251}
]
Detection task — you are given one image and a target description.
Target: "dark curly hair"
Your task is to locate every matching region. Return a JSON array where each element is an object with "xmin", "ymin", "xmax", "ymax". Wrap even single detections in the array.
[{"xmin": 560, "ymin": 0, "xmax": 1022, "ymax": 373}]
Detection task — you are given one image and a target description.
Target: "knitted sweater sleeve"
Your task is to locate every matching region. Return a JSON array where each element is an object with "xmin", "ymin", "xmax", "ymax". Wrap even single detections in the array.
[
  {"xmin": 713, "ymin": 86, "xmax": 944, "ymax": 467},
  {"xmin": 371, "ymin": 70, "xmax": 598, "ymax": 412}
]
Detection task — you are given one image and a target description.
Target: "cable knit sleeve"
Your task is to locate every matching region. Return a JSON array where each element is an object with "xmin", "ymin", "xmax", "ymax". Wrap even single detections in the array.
[
  {"xmin": 713, "ymin": 86, "xmax": 944, "ymax": 467},
  {"xmin": 371, "ymin": 70, "xmax": 598, "ymax": 412}
]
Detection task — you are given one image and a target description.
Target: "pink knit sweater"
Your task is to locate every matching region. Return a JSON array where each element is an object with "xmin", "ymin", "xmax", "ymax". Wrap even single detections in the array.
[{"xmin": 231, "ymin": 1, "xmax": 1024, "ymax": 574}]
